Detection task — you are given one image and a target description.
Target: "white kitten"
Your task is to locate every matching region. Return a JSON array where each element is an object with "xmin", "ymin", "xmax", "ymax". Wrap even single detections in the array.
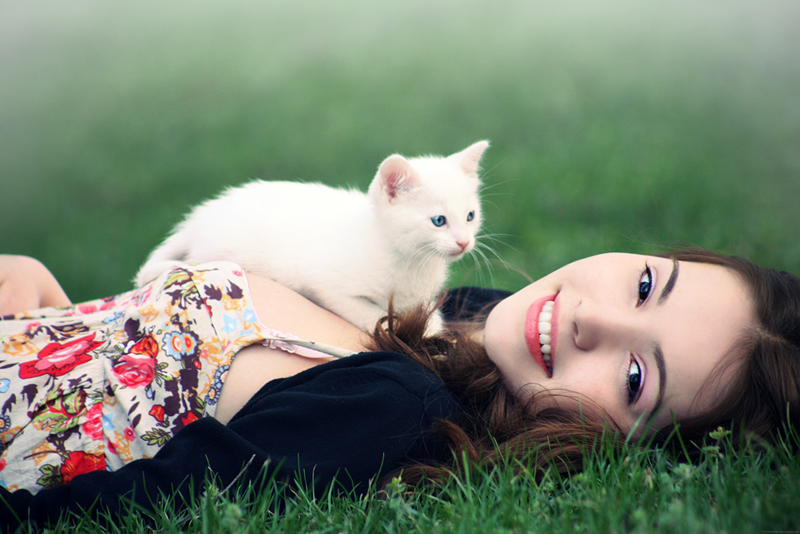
[{"xmin": 135, "ymin": 141, "xmax": 489, "ymax": 334}]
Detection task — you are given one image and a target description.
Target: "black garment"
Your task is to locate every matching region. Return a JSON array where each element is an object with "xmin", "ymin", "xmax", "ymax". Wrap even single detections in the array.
[
  {"xmin": 0, "ymin": 287, "xmax": 511, "ymax": 529},
  {"xmin": 441, "ymin": 286, "xmax": 510, "ymax": 321}
]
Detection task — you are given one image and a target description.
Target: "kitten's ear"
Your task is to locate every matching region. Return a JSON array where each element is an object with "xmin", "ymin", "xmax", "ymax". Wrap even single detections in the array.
[
  {"xmin": 451, "ymin": 140, "xmax": 490, "ymax": 177},
  {"xmin": 376, "ymin": 155, "xmax": 422, "ymax": 202}
]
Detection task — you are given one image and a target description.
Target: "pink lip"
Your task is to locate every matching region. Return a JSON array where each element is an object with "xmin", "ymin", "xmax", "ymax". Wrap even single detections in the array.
[{"xmin": 524, "ymin": 294, "xmax": 558, "ymax": 378}]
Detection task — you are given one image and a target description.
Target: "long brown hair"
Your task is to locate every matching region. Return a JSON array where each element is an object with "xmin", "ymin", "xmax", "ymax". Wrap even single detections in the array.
[
  {"xmin": 368, "ymin": 304, "xmax": 620, "ymax": 485},
  {"xmin": 369, "ymin": 248, "xmax": 800, "ymax": 484},
  {"xmin": 652, "ymin": 249, "xmax": 800, "ymax": 456}
]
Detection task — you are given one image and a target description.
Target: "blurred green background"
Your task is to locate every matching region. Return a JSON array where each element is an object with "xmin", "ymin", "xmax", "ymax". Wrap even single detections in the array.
[{"xmin": 1, "ymin": 0, "xmax": 798, "ymax": 303}]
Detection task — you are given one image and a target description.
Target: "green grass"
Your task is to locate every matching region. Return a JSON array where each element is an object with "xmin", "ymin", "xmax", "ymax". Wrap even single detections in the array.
[
  {"xmin": 20, "ymin": 426, "xmax": 800, "ymax": 533},
  {"xmin": 2, "ymin": 0, "xmax": 799, "ymax": 532}
]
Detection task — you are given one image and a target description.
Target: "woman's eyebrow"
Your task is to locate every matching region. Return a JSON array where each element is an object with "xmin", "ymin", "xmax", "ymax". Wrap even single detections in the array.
[
  {"xmin": 647, "ymin": 259, "xmax": 678, "ymax": 424},
  {"xmin": 647, "ymin": 344, "xmax": 667, "ymax": 424},
  {"xmin": 658, "ymin": 259, "xmax": 680, "ymax": 305}
]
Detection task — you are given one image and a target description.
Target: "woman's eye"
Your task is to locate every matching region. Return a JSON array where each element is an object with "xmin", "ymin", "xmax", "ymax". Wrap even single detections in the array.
[
  {"xmin": 431, "ymin": 215, "xmax": 446, "ymax": 227},
  {"xmin": 627, "ymin": 358, "xmax": 642, "ymax": 404},
  {"xmin": 467, "ymin": 211, "xmax": 475, "ymax": 222},
  {"xmin": 637, "ymin": 265, "xmax": 653, "ymax": 305}
]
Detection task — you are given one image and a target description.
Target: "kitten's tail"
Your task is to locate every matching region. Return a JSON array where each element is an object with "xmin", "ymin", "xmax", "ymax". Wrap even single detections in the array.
[{"xmin": 133, "ymin": 231, "xmax": 192, "ymax": 287}]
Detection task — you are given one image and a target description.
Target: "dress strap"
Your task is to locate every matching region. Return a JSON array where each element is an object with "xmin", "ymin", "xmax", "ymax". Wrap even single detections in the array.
[{"xmin": 260, "ymin": 333, "xmax": 356, "ymax": 359}]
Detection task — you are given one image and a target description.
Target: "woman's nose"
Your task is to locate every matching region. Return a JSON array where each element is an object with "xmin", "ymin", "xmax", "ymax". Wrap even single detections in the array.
[{"xmin": 572, "ymin": 299, "xmax": 636, "ymax": 351}]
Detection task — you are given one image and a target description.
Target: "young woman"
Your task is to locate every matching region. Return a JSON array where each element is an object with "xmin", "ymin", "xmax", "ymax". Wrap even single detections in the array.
[{"xmin": 0, "ymin": 250, "xmax": 797, "ymax": 528}]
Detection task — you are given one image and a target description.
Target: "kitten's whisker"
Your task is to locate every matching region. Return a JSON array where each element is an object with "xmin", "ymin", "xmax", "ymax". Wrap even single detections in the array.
[
  {"xmin": 479, "ymin": 178, "xmax": 518, "ymax": 195},
  {"xmin": 478, "ymin": 228, "xmax": 514, "ymax": 239},
  {"xmin": 411, "ymin": 245, "xmax": 442, "ymax": 275},
  {"xmin": 470, "ymin": 246, "xmax": 494, "ymax": 286},
  {"xmin": 478, "ymin": 232, "xmax": 519, "ymax": 255},
  {"xmin": 407, "ymin": 241, "xmax": 437, "ymax": 260},
  {"xmin": 477, "ymin": 242, "xmax": 513, "ymax": 269},
  {"xmin": 480, "ymin": 231, "xmax": 516, "ymax": 240},
  {"xmin": 477, "ymin": 164, "xmax": 509, "ymax": 185},
  {"xmin": 482, "ymin": 199, "xmax": 502, "ymax": 212},
  {"xmin": 475, "ymin": 247, "xmax": 521, "ymax": 283},
  {"xmin": 475, "ymin": 240, "xmax": 508, "ymax": 262}
]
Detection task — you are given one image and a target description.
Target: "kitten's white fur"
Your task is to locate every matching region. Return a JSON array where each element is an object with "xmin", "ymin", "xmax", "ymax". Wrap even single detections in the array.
[{"xmin": 135, "ymin": 141, "xmax": 489, "ymax": 334}]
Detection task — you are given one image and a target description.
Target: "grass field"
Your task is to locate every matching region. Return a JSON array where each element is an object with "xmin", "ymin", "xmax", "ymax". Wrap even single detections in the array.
[{"xmin": 1, "ymin": 1, "xmax": 799, "ymax": 532}]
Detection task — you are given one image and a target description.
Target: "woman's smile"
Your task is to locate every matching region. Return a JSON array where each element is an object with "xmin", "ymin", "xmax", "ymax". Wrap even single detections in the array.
[{"xmin": 524, "ymin": 294, "xmax": 558, "ymax": 377}]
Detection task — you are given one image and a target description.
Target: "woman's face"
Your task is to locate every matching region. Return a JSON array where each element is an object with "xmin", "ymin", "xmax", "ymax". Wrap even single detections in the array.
[{"xmin": 484, "ymin": 253, "xmax": 754, "ymax": 434}]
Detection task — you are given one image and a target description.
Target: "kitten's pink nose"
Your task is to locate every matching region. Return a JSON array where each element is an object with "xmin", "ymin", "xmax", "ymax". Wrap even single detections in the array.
[{"xmin": 457, "ymin": 240, "xmax": 470, "ymax": 252}]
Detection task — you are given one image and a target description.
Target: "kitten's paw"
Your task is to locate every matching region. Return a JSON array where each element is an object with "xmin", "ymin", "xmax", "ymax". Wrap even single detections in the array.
[{"xmin": 424, "ymin": 310, "xmax": 445, "ymax": 337}]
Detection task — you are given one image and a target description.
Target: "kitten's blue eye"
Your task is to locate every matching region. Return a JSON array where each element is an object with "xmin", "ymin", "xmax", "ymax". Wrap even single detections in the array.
[
  {"xmin": 467, "ymin": 211, "xmax": 475, "ymax": 222},
  {"xmin": 627, "ymin": 358, "xmax": 642, "ymax": 404},
  {"xmin": 637, "ymin": 266, "xmax": 653, "ymax": 306},
  {"xmin": 431, "ymin": 215, "xmax": 446, "ymax": 227}
]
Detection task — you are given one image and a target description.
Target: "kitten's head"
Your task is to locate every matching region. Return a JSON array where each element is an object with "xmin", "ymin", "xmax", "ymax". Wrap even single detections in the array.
[{"xmin": 368, "ymin": 140, "xmax": 489, "ymax": 262}]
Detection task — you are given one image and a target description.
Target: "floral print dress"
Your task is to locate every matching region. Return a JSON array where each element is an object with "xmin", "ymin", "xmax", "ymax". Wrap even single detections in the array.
[{"xmin": 0, "ymin": 261, "xmax": 308, "ymax": 494}]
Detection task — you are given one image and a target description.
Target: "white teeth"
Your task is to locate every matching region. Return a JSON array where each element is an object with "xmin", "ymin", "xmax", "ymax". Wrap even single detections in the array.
[
  {"xmin": 538, "ymin": 322, "xmax": 551, "ymax": 334},
  {"xmin": 538, "ymin": 300, "xmax": 555, "ymax": 374}
]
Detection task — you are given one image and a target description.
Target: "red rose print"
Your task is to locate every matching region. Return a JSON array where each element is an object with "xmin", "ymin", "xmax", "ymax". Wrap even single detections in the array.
[
  {"xmin": 149, "ymin": 405, "xmax": 166, "ymax": 423},
  {"xmin": 77, "ymin": 299, "xmax": 117, "ymax": 315},
  {"xmin": 81, "ymin": 403, "xmax": 104, "ymax": 442},
  {"xmin": 60, "ymin": 451, "xmax": 105, "ymax": 484},
  {"xmin": 112, "ymin": 354, "xmax": 155, "ymax": 388},
  {"xmin": 19, "ymin": 334, "xmax": 101, "ymax": 379},
  {"xmin": 131, "ymin": 335, "xmax": 158, "ymax": 358},
  {"xmin": 0, "ymin": 458, "xmax": 6, "ymax": 472},
  {"xmin": 77, "ymin": 304, "xmax": 97, "ymax": 314}
]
